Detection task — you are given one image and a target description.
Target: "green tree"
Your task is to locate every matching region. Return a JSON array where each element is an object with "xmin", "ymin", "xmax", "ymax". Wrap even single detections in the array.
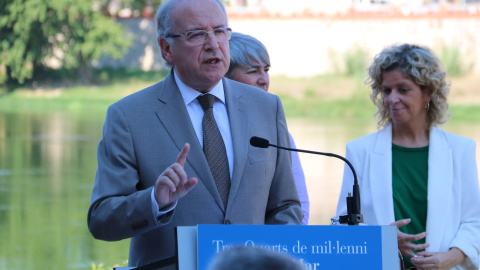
[{"xmin": 0, "ymin": 0, "xmax": 132, "ymax": 84}]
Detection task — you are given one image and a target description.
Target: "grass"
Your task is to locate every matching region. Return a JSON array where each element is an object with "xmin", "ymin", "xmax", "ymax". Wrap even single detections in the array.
[
  {"xmin": 437, "ymin": 44, "xmax": 474, "ymax": 77},
  {"xmin": 90, "ymin": 260, "xmax": 128, "ymax": 270},
  {"xmin": 1, "ymin": 68, "xmax": 480, "ymax": 123},
  {"xmin": 0, "ymin": 68, "xmax": 168, "ymax": 114},
  {"xmin": 449, "ymin": 104, "xmax": 480, "ymax": 123}
]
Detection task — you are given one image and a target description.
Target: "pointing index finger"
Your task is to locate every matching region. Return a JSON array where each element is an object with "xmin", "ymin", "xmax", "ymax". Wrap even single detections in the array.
[{"xmin": 176, "ymin": 143, "xmax": 190, "ymax": 167}]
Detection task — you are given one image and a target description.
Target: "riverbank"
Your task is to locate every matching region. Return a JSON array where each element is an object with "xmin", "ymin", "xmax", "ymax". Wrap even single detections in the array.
[{"xmin": 1, "ymin": 72, "xmax": 479, "ymax": 123}]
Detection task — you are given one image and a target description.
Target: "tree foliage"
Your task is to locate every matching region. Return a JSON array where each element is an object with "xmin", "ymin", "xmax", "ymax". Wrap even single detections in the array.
[{"xmin": 0, "ymin": 0, "xmax": 132, "ymax": 84}]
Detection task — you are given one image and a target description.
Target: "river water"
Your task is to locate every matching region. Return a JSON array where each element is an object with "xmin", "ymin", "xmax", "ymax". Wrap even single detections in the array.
[{"xmin": 0, "ymin": 111, "xmax": 479, "ymax": 269}]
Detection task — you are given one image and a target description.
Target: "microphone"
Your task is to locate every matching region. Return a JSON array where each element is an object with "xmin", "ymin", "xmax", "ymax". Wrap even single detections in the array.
[
  {"xmin": 250, "ymin": 136, "xmax": 364, "ymax": 225},
  {"xmin": 250, "ymin": 136, "xmax": 270, "ymax": 148}
]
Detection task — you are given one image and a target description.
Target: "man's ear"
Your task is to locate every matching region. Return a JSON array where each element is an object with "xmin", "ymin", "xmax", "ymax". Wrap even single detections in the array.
[{"xmin": 159, "ymin": 38, "xmax": 174, "ymax": 64}]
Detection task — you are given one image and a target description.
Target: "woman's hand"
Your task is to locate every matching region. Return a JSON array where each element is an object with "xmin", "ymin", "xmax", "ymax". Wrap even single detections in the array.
[
  {"xmin": 411, "ymin": 247, "xmax": 466, "ymax": 270},
  {"xmin": 390, "ymin": 218, "xmax": 429, "ymax": 258}
]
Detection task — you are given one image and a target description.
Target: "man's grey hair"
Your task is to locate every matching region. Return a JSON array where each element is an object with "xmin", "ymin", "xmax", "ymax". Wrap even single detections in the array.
[
  {"xmin": 155, "ymin": 0, "xmax": 229, "ymax": 64},
  {"xmin": 226, "ymin": 32, "xmax": 270, "ymax": 78}
]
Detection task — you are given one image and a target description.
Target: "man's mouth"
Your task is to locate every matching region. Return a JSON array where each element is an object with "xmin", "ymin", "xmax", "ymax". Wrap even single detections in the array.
[{"xmin": 205, "ymin": 58, "xmax": 220, "ymax": 64}]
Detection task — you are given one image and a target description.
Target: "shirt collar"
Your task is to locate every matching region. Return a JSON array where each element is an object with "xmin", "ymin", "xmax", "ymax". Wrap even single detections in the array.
[{"xmin": 174, "ymin": 71, "xmax": 226, "ymax": 106}]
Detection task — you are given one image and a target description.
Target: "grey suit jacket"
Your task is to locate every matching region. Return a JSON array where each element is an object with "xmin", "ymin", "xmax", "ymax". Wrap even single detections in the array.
[{"xmin": 87, "ymin": 71, "xmax": 302, "ymax": 266}]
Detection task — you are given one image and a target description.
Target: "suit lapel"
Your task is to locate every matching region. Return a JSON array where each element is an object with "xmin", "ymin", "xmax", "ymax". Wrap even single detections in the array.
[
  {"xmin": 370, "ymin": 125, "xmax": 396, "ymax": 224},
  {"xmin": 154, "ymin": 71, "xmax": 225, "ymax": 211},
  {"xmin": 223, "ymin": 78, "xmax": 248, "ymax": 210},
  {"xmin": 425, "ymin": 127, "xmax": 452, "ymax": 251}
]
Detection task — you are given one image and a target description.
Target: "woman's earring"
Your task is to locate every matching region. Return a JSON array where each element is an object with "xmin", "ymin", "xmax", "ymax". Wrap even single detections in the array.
[{"xmin": 425, "ymin": 102, "xmax": 430, "ymax": 111}]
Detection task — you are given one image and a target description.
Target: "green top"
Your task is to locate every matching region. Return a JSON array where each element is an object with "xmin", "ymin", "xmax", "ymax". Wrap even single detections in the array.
[{"xmin": 392, "ymin": 143, "xmax": 429, "ymax": 269}]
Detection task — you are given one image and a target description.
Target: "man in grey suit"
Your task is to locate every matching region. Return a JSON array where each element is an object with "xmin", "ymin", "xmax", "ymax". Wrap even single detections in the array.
[{"xmin": 87, "ymin": 0, "xmax": 302, "ymax": 267}]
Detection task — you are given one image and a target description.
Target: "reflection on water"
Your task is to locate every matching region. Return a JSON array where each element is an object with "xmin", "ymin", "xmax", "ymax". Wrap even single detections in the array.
[
  {"xmin": 0, "ymin": 111, "xmax": 129, "ymax": 270},
  {"xmin": 288, "ymin": 118, "xmax": 377, "ymax": 225},
  {"xmin": 0, "ymin": 112, "xmax": 479, "ymax": 270}
]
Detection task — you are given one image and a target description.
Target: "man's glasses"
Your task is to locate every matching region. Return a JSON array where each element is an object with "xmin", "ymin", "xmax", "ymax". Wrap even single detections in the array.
[{"xmin": 165, "ymin": 27, "xmax": 232, "ymax": 46}]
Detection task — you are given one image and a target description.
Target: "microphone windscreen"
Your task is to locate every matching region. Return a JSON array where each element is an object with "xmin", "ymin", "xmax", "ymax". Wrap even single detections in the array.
[{"xmin": 250, "ymin": 136, "xmax": 270, "ymax": 148}]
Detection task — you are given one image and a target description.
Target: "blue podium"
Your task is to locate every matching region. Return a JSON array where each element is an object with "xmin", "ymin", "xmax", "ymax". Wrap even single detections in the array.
[
  {"xmin": 116, "ymin": 224, "xmax": 400, "ymax": 270},
  {"xmin": 176, "ymin": 224, "xmax": 400, "ymax": 270}
]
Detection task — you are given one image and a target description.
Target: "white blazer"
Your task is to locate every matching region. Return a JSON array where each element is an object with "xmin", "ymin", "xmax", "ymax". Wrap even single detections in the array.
[{"xmin": 336, "ymin": 124, "xmax": 480, "ymax": 269}]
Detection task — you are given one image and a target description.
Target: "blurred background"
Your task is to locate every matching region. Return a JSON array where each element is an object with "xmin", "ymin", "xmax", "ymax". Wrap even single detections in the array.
[{"xmin": 1, "ymin": 0, "xmax": 480, "ymax": 269}]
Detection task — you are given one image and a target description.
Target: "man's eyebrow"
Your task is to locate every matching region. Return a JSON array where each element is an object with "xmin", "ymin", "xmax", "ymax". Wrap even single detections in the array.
[
  {"xmin": 213, "ymin": 24, "xmax": 227, "ymax": 29},
  {"xmin": 185, "ymin": 27, "xmax": 204, "ymax": 32},
  {"xmin": 185, "ymin": 24, "xmax": 226, "ymax": 32}
]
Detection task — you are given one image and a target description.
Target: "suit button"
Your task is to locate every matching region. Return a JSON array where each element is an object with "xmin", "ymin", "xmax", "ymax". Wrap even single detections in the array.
[{"xmin": 224, "ymin": 220, "xmax": 231, "ymax": 225}]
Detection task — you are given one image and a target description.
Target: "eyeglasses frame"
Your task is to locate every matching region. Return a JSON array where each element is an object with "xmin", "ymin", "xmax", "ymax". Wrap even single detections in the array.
[{"xmin": 165, "ymin": 27, "xmax": 232, "ymax": 45}]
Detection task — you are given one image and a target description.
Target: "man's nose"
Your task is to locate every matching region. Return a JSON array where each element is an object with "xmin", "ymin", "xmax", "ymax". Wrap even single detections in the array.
[{"xmin": 204, "ymin": 32, "xmax": 219, "ymax": 50}]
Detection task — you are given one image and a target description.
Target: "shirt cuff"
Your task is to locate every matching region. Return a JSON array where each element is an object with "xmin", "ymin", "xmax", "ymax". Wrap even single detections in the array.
[{"xmin": 151, "ymin": 187, "xmax": 177, "ymax": 218}]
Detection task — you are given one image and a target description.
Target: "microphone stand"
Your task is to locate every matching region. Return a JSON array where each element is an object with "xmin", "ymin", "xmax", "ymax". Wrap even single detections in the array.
[{"xmin": 251, "ymin": 137, "xmax": 363, "ymax": 225}]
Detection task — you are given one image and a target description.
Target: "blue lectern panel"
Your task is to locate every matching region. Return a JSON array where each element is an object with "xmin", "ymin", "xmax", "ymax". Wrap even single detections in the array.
[{"xmin": 196, "ymin": 225, "xmax": 396, "ymax": 270}]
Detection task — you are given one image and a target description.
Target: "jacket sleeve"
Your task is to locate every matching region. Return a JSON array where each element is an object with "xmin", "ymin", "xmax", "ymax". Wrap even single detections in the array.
[
  {"xmin": 289, "ymin": 134, "xmax": 310, "ymax": 225},
  {"xmin": 87, "ymin": 104, "xmax": 172, "ymax": 241},
  {"xmin": 450, "ymin": 139, "xmax": 480, "ymax": 268}
]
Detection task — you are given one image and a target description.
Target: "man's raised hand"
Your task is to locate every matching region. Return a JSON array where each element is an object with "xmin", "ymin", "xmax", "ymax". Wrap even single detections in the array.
[{"xmin": 154, "ymin": 143, "xmax": 198, "ymax": 210}]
